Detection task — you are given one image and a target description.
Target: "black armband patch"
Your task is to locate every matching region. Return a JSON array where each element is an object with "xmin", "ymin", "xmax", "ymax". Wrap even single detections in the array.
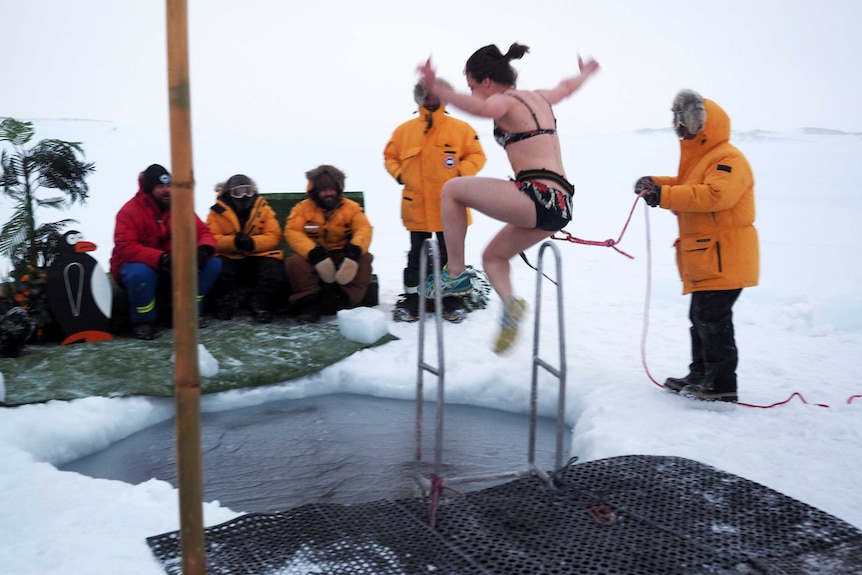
[
  {"xmin": 717, "ymin": 164, "xmax": 732, "ymax": 173},
  {"xmin": 211, "ymin": 204, "xmax": 226, "ymax": 215}
]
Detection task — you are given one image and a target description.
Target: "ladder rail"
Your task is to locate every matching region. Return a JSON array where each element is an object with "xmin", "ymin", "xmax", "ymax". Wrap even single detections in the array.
[
  {"xmin": 414, "ymin": 239, "xmax": 567, "ymax": 492},
  {"xmin": 416, "ymin": 238, "xmax": 445, "ymax": 474},
  {"xmin": 530, "ymin": 241, "xmax": 568, "ymax": 471}
]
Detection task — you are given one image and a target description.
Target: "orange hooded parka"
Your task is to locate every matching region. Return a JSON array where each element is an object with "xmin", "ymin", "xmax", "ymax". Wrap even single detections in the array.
[
  {"xmin": 384, "ymin": 105, "xmax": 486, "ymax": 232},
  {"xmin": 652, "ymin": 99, "xmax": 759, "ymax": 295}
]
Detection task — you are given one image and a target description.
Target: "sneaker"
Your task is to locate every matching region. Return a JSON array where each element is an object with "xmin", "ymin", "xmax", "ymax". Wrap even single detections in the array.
[
  {"xmin": 392, "ymin": 293, "xmax": 420, "ymax": 323},
  {"xmin": 664, "ymin": 373, "xmax": 703, "ymax": 393},
  {"xmin": 680, "ymin": 383, "xmax": 738, "ymax": 403},
  {"xmin": 425, "ymin": 266, "xmax": 473, "ymax": 298},
  {"xmin": 493, "ymin": 297, "xmax": 527, "ymax": 355},
  {"xmin": 132, "ymin": 322, "xmax": 155, "ymax": 341}
]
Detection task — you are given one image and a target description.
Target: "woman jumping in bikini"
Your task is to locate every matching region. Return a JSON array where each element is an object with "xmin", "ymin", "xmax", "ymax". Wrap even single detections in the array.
[{"xmin": 417, "ymin": 43, "xmax": 599, "ymax": 354}]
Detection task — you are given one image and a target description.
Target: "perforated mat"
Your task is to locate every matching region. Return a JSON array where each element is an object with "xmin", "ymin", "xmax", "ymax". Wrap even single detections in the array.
[{"xmin": 147, "ymin": 455, "xmax": 862, "ymax": 574}]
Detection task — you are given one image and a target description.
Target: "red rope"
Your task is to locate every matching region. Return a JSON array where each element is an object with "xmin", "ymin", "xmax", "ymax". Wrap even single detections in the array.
[
  {"xmin": 735, "ymin": 392, "xmax": 830, "ymax": 409},
  {"xmin": 639, "ymin": 199, "xmax": 665, "ymax": 390},
  {"xmin": 427, "ymin": 473, "xmax": 462, "ymax": 529},
  {"xmin": 552, "ymin": 195, "xmax": 641, "ymax": 259},
  {"xmin": 427, "ymin": 473, "xmax": 444, "ymax": 529}
]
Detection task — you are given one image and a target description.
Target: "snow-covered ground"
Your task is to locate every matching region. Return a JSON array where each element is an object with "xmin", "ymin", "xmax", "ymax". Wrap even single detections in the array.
[{"xmin": 1, "ymin": 121, "xmax": 860, "ymax": 574}]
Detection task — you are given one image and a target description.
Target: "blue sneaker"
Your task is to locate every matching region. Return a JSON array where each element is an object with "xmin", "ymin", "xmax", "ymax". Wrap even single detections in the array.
[{"xmin": 425, "ymin": 265, "xmax": 474, "ymax": 298}]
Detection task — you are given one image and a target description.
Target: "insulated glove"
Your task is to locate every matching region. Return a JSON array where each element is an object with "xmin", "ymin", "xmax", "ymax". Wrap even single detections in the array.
[
  {"xmin": 335, "ymin": 243, "xmax": 361, "ymax": 285},
  {"xmin": 234, "ymin": 232, "xmax": 255, "ymax": 252},
  {"xmin": 197, "ymin": 246, "xmax": 213, "ymax": 271},
  {"xmin": 634, "ymin": 176, "xmax": 661, "ymax": 207},
  {"xmin": 309, "ymin": 245, "xmax": 336, "ymax": 283},
  {"xmin": 159, "ymin": 252, "xmax": 171, "ymax": 271}
]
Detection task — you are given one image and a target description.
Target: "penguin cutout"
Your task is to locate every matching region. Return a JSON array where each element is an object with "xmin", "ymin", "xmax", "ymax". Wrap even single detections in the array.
[{"xmin": 46, "ymin": 230, "xmax": 114, "ymax": 345}]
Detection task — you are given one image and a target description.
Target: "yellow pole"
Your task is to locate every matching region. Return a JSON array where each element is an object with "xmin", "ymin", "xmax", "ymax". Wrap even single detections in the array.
[{"xmin": 165, "ymin": 0, "xmax": 206, "ymax": 573}]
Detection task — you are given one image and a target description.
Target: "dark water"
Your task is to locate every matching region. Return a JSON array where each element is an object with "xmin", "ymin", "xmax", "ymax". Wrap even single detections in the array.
[{"xmin": 61, "ymin": 393, "xmax": 570, "ymax": 513}]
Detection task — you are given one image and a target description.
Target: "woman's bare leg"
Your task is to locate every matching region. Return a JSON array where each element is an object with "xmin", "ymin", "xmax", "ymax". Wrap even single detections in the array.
[
  {"xmin": 440, "ymin": 177, "xmax": 536, "ymax": 277},
  {"xmin": 483, "ymin": 224, "xmax": 554, "ymax": 300},
  {"xmin": 439, "ymin": 179, "xmax": 470, "ymax": 276}
]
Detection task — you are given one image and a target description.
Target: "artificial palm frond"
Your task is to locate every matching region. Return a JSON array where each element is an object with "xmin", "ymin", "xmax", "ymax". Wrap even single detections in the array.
[
  {"xmin": 36, "ymin": 220, "xmax": 77, "ymax": 237},
  {"xmin": 0, "ymin": 150, "xmax": 24, "ymax": 193},
  {"xmin": 0, "ymin": 117, "xmax": 95, "ymax": 275},
  {"xmin": 31, "ymin": 140, "xmax": 94, "ymax": 203},
  {"xmin": 0, "ymin": 118, "xmax": 35, "ymax": 147},
  {"xmin": 32, "ymin": 223, "xmax": 71, "ymax": 267},
  {"xmin": 0, "ymin": 205, "xmax": 31, "ymax": 257},
  {"xmin": 36, "ymin": 196, "xmax": 67, "ymax": 210}
]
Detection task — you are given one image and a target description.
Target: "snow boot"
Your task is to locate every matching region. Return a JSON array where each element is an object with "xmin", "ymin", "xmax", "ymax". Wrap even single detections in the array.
[
  {"xmin": 681, "ymin": 383, "xmax": 738, "ymax": 403},
  {"xmin": 664, "ymin": 373, "xmax": 703, "ymax": 393},
  {"xmin": 215, "ymin": 304, "xmax": 236, "ymax": 321},
  {"xmin": 252, "ymin": 309, "xmax": 273, "ymax": 324},
  {"xmin": 293, "ymin": 294, "xmax": 322, "ymax": 324},
  {"xmin": 132, "ymin": 322, "xmax": 155, "ymax": 341},
  {"xmin": 441, "ymin": 296, "xmax": 467, "ymax": 324},
  {"xmin": 393, "ymin": 293, "xmax": 420, "ymax": 323}
]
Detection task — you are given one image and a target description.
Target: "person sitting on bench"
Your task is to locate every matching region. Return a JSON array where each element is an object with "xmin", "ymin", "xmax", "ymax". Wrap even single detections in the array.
[{"xmin": 283, "ymin": 165, "xmax": 374, "ymax": 323}]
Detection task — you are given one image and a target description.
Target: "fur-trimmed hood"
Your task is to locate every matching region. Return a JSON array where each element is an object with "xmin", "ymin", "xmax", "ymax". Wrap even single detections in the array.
[
  {"xmin": 305, "ymin": 165, "xmax": 346, "ymax": 195},
  {"xmin": 678, "ymin": 99, "xmax": 732, "ymax": 170}
]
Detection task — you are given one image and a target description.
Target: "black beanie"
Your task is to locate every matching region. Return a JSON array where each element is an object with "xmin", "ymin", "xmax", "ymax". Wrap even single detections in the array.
[{"xmin": 141, "ymin": 164, "xmax": 171, "ymax": 195}]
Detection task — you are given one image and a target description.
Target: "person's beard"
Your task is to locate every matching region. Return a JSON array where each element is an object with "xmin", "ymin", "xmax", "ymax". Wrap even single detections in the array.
[
  {"xmin": 313, "ymin": 192, "xmax": 340, "ymax": 210},
  {"xmin": 153, "ymin": 192, "xmax": 171, "ymax": 211}
]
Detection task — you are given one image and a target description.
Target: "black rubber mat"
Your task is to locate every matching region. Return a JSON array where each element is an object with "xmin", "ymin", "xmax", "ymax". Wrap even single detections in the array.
[{"xmin": 147, "ymin": 455, "xmax": 862, "ymax": 574}]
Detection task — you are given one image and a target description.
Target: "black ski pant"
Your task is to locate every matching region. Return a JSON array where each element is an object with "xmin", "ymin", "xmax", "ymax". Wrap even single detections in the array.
[
  {"xmin": 688, "ymin": 289, "xmax": 742, "ymax": 392},
  {"xmin": 403, "ymin": 231, "xmax": 448, "ymax": 290}
]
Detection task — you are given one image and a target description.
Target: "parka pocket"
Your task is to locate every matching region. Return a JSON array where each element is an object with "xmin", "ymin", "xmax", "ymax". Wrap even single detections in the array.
[
  {"xmin": 676, "ymin": 236, "xmax": 722, "ymax": 282},
  {"xmin": 398, "ymin": 147, "xmax": 421, "ymax": 188},
  {"xmin": 401, "ymin": 190, "xmax": 425, "ymax": 225}
]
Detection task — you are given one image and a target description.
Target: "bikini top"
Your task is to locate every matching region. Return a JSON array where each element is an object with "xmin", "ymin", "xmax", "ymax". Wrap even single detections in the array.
[{"xmin": 493, "ymin": 92, "xmax": 557, "ymax": 148}]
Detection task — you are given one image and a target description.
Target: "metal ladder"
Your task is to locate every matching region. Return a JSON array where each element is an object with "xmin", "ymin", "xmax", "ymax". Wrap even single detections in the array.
[{"xmin": 413, "ymin": 239, "xmax": 567, "ymax": 493}]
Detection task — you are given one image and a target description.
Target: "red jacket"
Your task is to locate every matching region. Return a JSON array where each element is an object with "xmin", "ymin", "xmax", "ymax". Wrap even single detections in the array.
[{"xmin": 109, "ymin": 187, "xmax": 216, "ymax": 282}]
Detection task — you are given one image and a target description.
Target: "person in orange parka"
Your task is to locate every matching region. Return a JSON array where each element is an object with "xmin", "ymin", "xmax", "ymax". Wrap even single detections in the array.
[
  {"xmin": 206, "ymin": 174, "xmax": 286, "ymax": 324},
  {"xmin": 283, "ymin": 165, "xmax": 374, "ymax": 324},
  {"xmin": 384, "ymin": 79, "xmax": 486, "ymax": 322},
  {"xmin": 635, "ymin": 89, "xmax": 759, "ymax": 403}
]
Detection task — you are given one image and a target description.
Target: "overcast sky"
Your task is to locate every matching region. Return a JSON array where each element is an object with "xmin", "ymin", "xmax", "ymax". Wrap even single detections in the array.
[{"xmin": 3, "ymin": 0, "xmax": 861, "ymax": 137}]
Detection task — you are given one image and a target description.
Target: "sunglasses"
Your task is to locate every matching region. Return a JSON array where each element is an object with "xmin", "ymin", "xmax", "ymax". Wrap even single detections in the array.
[{"xmin": 229, "ymin": 185, "xmax": 255, "ymax": 198}]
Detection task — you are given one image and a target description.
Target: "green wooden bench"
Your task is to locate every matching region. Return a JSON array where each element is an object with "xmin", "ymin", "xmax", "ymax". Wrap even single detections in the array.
[{"xmin": 262, "ymin": 191, "xmax": 367, "ymax": 257}]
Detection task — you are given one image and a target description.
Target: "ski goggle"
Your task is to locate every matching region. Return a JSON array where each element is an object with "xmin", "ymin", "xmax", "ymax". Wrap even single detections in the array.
[{"xmin": 229, "ymin": 185, "xmax": 255, "ymax": 198}]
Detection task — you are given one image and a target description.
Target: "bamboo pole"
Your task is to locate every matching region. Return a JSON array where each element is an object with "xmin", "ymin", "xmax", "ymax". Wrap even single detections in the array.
[{"xmin": 166, "ymin": 0, "xmax": 207, "ymax": 573}]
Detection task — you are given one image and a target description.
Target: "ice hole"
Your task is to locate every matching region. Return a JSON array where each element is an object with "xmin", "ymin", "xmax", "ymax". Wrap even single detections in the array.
[{"xmin": 61, "ymin": 392, "xmax": 570, "ymax": 513}]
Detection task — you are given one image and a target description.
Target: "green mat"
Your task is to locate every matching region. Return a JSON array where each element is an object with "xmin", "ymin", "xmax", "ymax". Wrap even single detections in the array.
[{"xmin": 0, "ymin": 320, "xmax": 396, "ymax": 406}]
